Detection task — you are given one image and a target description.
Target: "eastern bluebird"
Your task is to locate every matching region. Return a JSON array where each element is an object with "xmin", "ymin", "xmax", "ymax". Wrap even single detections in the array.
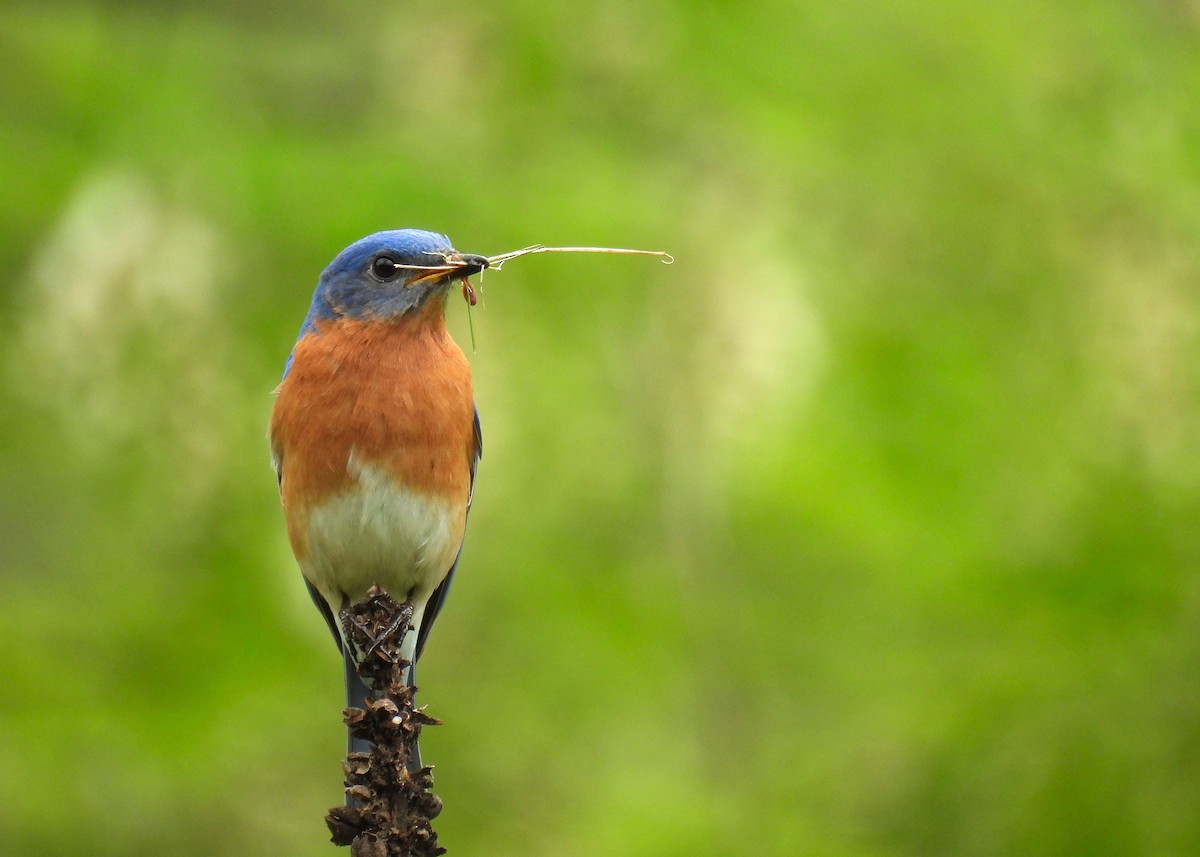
[{"xmin": 269, "ymin": 229, "xmax": 485, "ymax": 766}]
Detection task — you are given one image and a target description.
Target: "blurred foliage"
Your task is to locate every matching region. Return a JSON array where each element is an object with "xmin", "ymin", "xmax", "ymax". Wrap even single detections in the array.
[{"xmin": 2, "ymin": 1, "xmax": 1200, "ymax": 855}]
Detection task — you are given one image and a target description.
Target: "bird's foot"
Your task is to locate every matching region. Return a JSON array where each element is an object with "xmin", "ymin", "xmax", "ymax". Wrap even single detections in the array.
[
  {"xmin": 364, "ymin": 599, "xmax": 414, "ymax": 661},
  {"xmin": 340, "ymin": 587, "xmax": 415, "ymax": 673}
]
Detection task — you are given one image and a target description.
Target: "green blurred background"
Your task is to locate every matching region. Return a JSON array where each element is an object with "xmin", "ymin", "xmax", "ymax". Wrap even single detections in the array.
[{"xmin": 2, "ymin": 1, "xmax": 1199, "ymax": 855}]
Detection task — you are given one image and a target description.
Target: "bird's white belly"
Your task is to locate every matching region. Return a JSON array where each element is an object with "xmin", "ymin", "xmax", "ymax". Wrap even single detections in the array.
[{"xmin": 300, "ymin": 457, "xmax": 461, "ymax": 610}]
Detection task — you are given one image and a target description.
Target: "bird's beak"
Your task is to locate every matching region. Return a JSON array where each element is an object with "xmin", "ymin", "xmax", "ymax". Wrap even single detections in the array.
[
  {"xmin": 447, "ymin": 253, "xmax": 489, "ymax": 280},
  {"xmin": 410, "ymin": 252, "xmax": 489, "ymax": 285}
]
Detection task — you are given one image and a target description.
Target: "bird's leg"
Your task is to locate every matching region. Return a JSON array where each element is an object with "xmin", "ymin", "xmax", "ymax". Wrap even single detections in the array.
[{"xmin": 339, "ymin": 604, "xmax": 370, "ymax": 673}]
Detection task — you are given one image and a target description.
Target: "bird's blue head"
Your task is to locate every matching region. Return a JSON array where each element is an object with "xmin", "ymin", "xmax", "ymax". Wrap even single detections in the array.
[{"xmin": 299, "ymin": 229, "xmax": 487, "ymax": 334}]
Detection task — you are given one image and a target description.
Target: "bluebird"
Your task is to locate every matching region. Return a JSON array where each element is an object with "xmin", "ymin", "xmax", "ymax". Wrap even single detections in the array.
[{"xmin": 269, "ymin": 229, "xmax": 486, "ymax": 766}]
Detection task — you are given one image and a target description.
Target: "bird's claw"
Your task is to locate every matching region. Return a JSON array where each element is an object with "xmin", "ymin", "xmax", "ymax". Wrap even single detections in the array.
[{"xmin": 364, "ymin": 600, "xmax": 415, "ymax": 662}]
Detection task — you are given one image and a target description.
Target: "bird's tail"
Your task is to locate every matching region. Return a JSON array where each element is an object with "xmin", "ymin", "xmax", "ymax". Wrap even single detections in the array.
[
  {"xmin": 343, "ymin": 646, "xmax": 374, "ymax": 758},
  {"xmin": 342, "ymin": 638, "xmax": 423, "ymax": 776}
]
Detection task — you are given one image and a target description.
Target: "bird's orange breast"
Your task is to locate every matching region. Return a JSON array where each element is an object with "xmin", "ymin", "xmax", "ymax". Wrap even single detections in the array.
[{"xmin": 269, "ymin": 301, "xmax": 476, "ymax": 562}]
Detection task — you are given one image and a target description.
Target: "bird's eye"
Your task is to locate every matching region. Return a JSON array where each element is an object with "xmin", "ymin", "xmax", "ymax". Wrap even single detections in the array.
[{"xmin": 371, "ymin": 256, "xmax": 399, "ymax": 281}]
